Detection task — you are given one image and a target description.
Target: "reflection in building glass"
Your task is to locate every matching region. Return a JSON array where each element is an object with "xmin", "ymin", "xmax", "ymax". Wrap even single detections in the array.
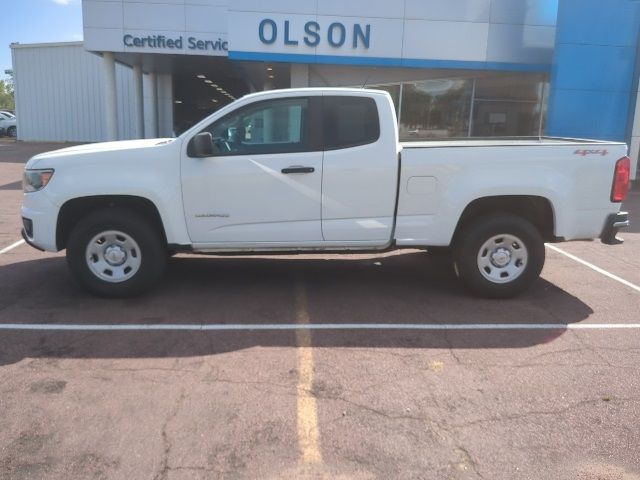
[{"xmin": 368, "ymin": 73, "xmax": 549, "ymax": 141}]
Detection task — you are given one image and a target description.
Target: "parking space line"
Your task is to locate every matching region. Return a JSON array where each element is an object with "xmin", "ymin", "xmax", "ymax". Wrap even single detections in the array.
[
  {"xmin": 546, "ymin": 244, "xmax": 640, "ymax": 294},
  {"xmin": 1, "ymin": 323, "xmax": 640, "ymax": 331},
  {"xmin": 0, "ymin": 239, "xmax": 25, "ymax": 254},
  {"xmin": 294, "ymin": 282, "xmax": 323, "ymax": 465}
]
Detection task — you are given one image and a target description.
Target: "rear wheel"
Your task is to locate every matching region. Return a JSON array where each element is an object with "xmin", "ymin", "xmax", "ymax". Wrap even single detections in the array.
[
  {"xmin": 453, "ymin": 214, "xmax": 545, "ymax": 298},
  {"xmin": 66, "ymin": 208, "xmax": 166, "ymax": 297},
  {"xmin": 7, "ymin": 126, "xmax": 16, "ymax": 138}
]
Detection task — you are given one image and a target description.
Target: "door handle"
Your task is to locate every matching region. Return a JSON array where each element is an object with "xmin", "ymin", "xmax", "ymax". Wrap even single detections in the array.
[{"xmin": 281, "ymin": 166, "xmax": 315, "ymax": 174}]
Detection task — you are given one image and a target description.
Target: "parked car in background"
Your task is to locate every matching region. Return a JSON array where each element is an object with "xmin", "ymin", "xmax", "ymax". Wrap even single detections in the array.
[{"xmin": 0, "ymin": 111, "xmax": 16, "ymax": 137}]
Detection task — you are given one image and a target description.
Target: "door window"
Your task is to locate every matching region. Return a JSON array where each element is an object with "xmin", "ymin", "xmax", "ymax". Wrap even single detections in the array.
[{"xmin": 197, "ymin": 98, "xmax": 310, "ymax": 156}]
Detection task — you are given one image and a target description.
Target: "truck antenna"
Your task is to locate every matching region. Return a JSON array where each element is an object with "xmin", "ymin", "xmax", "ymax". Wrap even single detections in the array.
[{"xmin": 361, "ymin": 68, "xmax": 376, "ymax": 89}]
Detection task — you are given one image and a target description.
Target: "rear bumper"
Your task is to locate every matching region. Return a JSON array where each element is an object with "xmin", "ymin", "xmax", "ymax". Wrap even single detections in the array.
[{"xmin": 600, "ymin": 211, "xmax": 630, "ymax": 245}]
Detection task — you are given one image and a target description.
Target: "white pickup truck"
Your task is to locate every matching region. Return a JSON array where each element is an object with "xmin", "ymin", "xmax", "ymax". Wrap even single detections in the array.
[{"xmin": 21, "ymin": 88, "xmax": 631, "ymax": 298}]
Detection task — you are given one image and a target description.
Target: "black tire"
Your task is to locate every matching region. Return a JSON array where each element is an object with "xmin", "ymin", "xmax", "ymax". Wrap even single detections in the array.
[
  {"xmin": 7, "ymin": 126, "xmax": 16, "ymax": 138},
  {"xmin": 453, "ymin": 213, "xmax": 545, "ymax": 299},
  {"xmin": 66, "ymin": 208, "xmax": 167, "ymax": 297}
]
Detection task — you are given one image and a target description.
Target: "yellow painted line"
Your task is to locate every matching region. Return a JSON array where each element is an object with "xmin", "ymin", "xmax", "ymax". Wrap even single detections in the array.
[{"xmin": 294, "ymin": 281, "xmax": 322, "ymax": 465}]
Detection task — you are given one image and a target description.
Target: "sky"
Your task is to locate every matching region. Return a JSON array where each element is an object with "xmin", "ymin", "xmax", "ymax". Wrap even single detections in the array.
[{"xmin": 1, "ymin": 0, "xmax": 83, "ymax": 78}]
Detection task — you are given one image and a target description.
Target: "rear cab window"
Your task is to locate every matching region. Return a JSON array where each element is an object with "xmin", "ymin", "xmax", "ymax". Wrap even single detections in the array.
[{"xmin": 322, "ymin": 96, "xmax": 380, "ymax": 150}]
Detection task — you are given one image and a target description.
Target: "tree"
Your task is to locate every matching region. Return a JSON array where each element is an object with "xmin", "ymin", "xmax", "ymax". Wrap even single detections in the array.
[
  {"xmin": 0, "ymin": 70, "xmax": 15, "ymax": 110},
  {"xmin": 400, "ymin": 84, "xmax": 432, "ymax": 129}
]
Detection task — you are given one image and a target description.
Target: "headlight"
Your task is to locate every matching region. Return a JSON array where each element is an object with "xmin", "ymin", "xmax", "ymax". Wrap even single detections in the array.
[{"xmin": 23, "ymin": 169, "xmax": 54, "ymax": 193}]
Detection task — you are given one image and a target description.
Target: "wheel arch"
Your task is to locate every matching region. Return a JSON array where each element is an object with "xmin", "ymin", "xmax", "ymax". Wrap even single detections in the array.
[
  {"xmin": 56, "ymin": 195, "xmax": 167, "ymax": 251},
  {"xmin": 452, "ymin": 195, "xmax": 556, "ymax": 245}
]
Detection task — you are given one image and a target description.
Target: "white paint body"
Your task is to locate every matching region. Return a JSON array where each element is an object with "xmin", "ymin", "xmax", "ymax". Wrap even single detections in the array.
[{"xmin": 22, "ymin": 88, "xmax": 627, "ymax": 253}]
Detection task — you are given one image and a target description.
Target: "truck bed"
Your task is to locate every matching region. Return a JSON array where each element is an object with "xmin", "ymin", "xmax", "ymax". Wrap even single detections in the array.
[{"xmin": 395, "ymin": 137, "xmax": 628, "ymax": 247}]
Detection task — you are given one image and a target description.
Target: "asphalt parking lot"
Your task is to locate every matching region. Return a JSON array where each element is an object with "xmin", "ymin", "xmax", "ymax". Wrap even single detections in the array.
[{"xmin": 1, "ymin": 139, "xmax": 640, "ymax": 480}]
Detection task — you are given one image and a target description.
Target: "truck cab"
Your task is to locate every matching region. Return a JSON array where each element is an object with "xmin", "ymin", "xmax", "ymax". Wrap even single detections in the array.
[{"xmin": 182, "ymin": 89, "xmax": 399, "ymax": 248}]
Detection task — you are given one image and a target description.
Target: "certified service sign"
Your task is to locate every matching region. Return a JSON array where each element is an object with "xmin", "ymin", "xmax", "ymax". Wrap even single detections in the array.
[{"xmin": 122, "ymin": 34, "xmax": 228, "ymax": 55}]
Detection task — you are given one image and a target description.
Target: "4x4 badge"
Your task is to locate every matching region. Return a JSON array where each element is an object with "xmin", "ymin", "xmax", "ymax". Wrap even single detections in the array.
[{"xmin": 195, "ymin": 213, "xmax": 230, "ymax": 218}]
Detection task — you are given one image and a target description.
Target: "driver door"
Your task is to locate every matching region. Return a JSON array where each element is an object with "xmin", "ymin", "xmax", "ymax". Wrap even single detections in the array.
[{"xmin": 181, "ymin": 96, "xmax": 324, "ymax": 245}]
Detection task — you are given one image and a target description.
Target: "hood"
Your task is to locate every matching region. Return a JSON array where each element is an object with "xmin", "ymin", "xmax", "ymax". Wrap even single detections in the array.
[{"xmin": 28, "ymin": 138, "xmax": 176, "ymax": 166}]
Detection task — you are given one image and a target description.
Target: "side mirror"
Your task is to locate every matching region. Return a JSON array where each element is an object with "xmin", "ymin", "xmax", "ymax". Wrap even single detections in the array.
[{"xmin": 191, "ymin": 132, "xmax": 216, "ymax": 158}]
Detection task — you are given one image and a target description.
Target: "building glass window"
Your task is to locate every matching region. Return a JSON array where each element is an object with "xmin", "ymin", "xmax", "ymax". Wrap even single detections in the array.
[
  {"xmin": 471, "ymin": 74, "xmax": 547, "ymax": 138},
  {"xmin": 399, "ymin": 79, "xmax": 473, "ymax": 140},
  {"xmin": 369, "ymin": 72, "xmax": 549, "ymax": 141}
]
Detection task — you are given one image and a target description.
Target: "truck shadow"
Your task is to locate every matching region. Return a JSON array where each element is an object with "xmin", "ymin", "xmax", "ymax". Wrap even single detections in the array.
[
  {"xmin": 0, "ymin": 180, "xmax": 22, "ymax": 190},
  {"xmin": 0, "ymin": 251, "xmax": 593, "ymax": 366},
  {"xmin": 622, "ymin": 193, "xmax": 640, "ymax": 233}
]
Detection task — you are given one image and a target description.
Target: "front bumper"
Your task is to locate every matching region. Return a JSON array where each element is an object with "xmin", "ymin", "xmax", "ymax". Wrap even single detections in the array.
[
  {"xmin": 600, "ymin": 211, "xmax": 630, "ymax": 245},
  {"xmin": 21, "ymin": 227, "xmax": 44, "ymax": 252},
  {"xmin": 21, "ymin": 191, "xmax": 60, "ymax": 252}
]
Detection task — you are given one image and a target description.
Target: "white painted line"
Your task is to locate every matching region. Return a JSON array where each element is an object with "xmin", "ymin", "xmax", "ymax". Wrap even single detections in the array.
[
  {"xmin": 546, "ymin": 244, "xmax": 640, "ymax": 294},
  {"xmin": 0, "ymin": 323, "xmax": 640, "ymax": 332},
  {"xmin": 0, "ymin": 239, "xmax": 25, "ymax": 254}
]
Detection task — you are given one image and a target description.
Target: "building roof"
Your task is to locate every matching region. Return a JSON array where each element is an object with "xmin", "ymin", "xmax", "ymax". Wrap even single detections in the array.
[{"xmin": 10, "ymin": 41, "xmax": 83, "ymax": 50}]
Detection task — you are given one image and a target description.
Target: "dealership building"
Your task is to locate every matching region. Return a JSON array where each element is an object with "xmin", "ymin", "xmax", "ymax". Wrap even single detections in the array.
[{"xmin": 10, "ymin": 0, "xmax": 640, "ymax": 178}]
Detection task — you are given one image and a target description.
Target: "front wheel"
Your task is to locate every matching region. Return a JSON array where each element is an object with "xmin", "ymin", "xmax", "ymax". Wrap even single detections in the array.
[
  {"xmin": 453, "ymin": 214, "xmax": 545, "ymax": 298},
  {"xmin": 7, "ymin": 126, "xmax": 16, "ymax": 138},
  {"xmin": 66, "ymin": 208, "xmax": 167, "ymax": 297}
]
